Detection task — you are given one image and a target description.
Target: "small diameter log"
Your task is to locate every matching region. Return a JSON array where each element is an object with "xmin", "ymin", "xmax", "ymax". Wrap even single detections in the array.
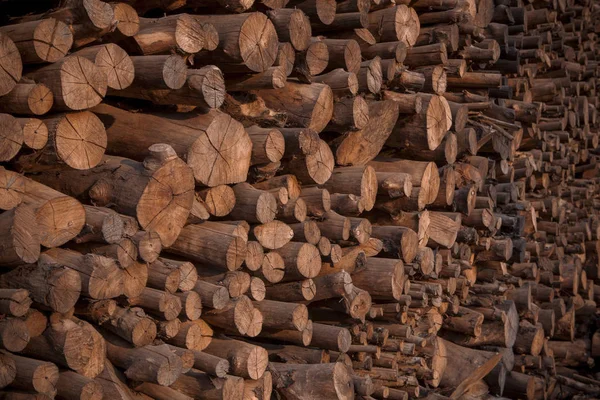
[
  {"xmin": 93, "ymin": 104, "xmax": 250, "ymax": 187},
  {"xmin": 195, "ymin": 12, "xmax": 278, "ymax": 72},
  {"xmin": 246, "ymin": 126, "xmax": 285, "ymax": 165},
  {"xmin": 327, "ymin": 96, "xmax": 369, "ymax": 132},
  {"xmin": 204, "ymin": 296, "xmax": 262, "ymax": 337},
  {"xmin": 17, "ymin": 118, "xmax": 48, "ymax": 151},
  {"xmin": 197, "ymin": 185, "xmax": 236, "ymax": 217},
  {"xmin": 176, "ymin": 291, "xmax": 202, "ymax": 321},
  {"xmin": 105, "ymin": 342, "xmax": 182, "ymax": 386},
  {"xmin": 312, "ymin": 69, "xmax": 358, "ymax": 97},
  {"xmin": 273, "ymin": 242, "xmax": 321, "ymax": 280},
  {"xmin": 165, "ymin": 370, "xmax": 244, "ymax": 400},
  {"xmin": 0, "ymin": 114, "xmax": 23, "ymax": 162},
  {"xmin": 126, "ymin": 55, "xmax": 186, "ymax": 90},
  {"xmin": 1, "ymin": 352, "xmax": 58, "ymax": 397},
  {"xmin": 132, "ymin": 231, "xmax": 161, "ymax": 264},
  {"xmin": 299, "ymin": 186, "xmax": 331, "ymax": 217},
  {"xmin": 0, "ymin": 289, "xmax": 31, "ymax": 318},
  {"xmin": 253, "ymin": 300, "xmax": 309, "ymax": 331},
  {"xmin": 94, "ymin": 304, "xmax": 157, "ymax": 347},
  {"xmin": 352, "ymin": 258, "xmax": 404, "ymax": 301},
  {"xmin": 26, "ymin": 55, "xmax": 106, "ymax": 111},
  {"xmin": 311, "ymin": 323, "xmax": 352, "ymax": 352},
  {"xmin": 229, "ymin": 183, "xmax": 278, "ymax": 224},
  {"xmin": 267, "ymin": 9, "xmax": 312, "ymax": 51},
  {"xmin": 386, "ymin": 94, "xmax": 452, "ymax": 152},
  {"xmin": 266, "ymin": 279, "xmax": 316, "ymax": 302},
  {"xmin": 287, "ymin": 0, "xmax": 336, "ymax": 25},
  {"xmin": 320, "ymin": 39, "xmax": 361, "ymax": 74},
  {"xmin": 0, "ymin": 205, "xmax": 40, "ymax": 267},
  {"xmin": 0, "ymin": 256, "xmax": 81, "ymax": 313},
  {"xmin": 0, "ymin": 83, "xmax": 53, "ymax": 116},
  {"xmin": 0, "ymin": 33, "xmax": 22, "ymax": 96},
  {"xmin": 169, "ymin": 222, "xmax": 247, "ymax": 271},
  {"xmin": 72, "ymin": 44, "xmax": 134, "ymax": 90},
  {"xmin": 254, "ymin": 82, "xmax": 334, "ymax": 133},
  {"xmin": 321, "ymin": 166, "xmax": 378, "ymax": 211},
  {"xmin": 227, "ymin": 66, "xmax": 287, "ymax": 91},
  {"xmin": 370, "ymin": 226, "xmax": 419, "ymax": 263},
  {"xmin": 33, "ymin": 111, "xmax": 107, "ymax": 170},
  {"xmin": 253, "ymin": 220, "xmax": 294, "ymax": 250},
  {"xmin": 270, "ymin": 362, "xmax": 354, "ymax": 400},
  {"xmin": 333, "ymin": 100, "xmax": 399, "ymax": 166},
  {"xmin": 113, "ymin": 66, "xmax": 226, "ymax": 111},
  {"xmin": 124, "ymin": 14, "xmax": 204, "ymax": 55},
  {"xmin": 294, "ymin": 40, "xmax": 329, "ymax": 77},
  {"xmin": 289, "ymin": 220, "xmax": 321, "ymax": 245},
  {"xmin": 44, "ymin": 248, "xmax": 123, "ymax": 300},
  {"xmin": 204, "ymin": 337, "xmax": 269, "ymax": 380},
  {"xmin": 56, "ymin": 370, "xmax": 103, "ymax": 400},
  {"xmin": 275, "ymin": 42, "xmax": 296, "ymax": 76},
  {"xmin": 167, "ymin": 319, "xmax": 213, "ymax": 351},
  {"xmin": 25, "ymin": 144, "xmax": 194, "ymax": 247},
  {"xmin": 128, "ymin": 287, "xmax": 182, "ymax": 321},
  {"xmin": 367, "ymin": 5, "xmax": 420, "ymax": 46},
  {"xmin": 403, "ymin": 43, "xmax": 448, "ymax": 68},
  {"xmin": 0, "ymin": 18, "xmax": 72, "ymax": 64}
]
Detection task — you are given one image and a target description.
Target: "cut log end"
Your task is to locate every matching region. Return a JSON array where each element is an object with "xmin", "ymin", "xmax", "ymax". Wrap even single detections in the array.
[{"xmin": 240, "ymin": 13, "xmax": 279, "ymax": 72}]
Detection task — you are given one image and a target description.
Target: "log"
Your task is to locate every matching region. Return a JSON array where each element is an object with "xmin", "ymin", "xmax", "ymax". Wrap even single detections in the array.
[
  {"xmin": 72, "ymin": 44, "xmax": 134, "ymax": 90},
  {"xmin": 270, "ymin": 362, "xmax": 354, "ymax": 400},
  {"xmin": 0, "ymin": 83, "xmax": 53, "ymax": 116},
  {"xmin": 0, "ymin": 33, "xmax": 22, "ymax": 96}
]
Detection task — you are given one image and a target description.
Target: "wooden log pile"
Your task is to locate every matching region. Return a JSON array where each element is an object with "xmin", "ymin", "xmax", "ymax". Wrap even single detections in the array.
[{"xmin": 0, "ymin": 0, "xmax": 599, "ymax": 398}]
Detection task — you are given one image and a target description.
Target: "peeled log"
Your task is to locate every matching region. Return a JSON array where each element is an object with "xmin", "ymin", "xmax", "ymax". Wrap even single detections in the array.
[{"xmin": 93, "ymin": 105, "xmax": 251, "ymax": 187}]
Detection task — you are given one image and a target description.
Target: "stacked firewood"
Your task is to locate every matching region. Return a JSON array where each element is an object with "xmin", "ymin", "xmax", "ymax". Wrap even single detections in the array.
[{"xmin": 0, "ymin": 0, "xmax": 598, "ymax": 398}]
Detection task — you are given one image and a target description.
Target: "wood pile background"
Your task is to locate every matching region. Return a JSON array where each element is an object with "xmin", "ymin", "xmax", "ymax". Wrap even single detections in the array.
[{"xmin": 0, "ymin": 0, "xmax": 599, "ymax": 398}]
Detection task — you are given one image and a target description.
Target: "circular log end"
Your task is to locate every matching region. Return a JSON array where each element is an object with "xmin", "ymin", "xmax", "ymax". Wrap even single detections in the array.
[
  {"xmin": 290, "ymin": 9, "xmax": 312, "ymax": 51},
  {"xmin": 80, "ymin": 379, "xmax": 103, "ymax": 400},
  {"xmin": 262, "ymin": 252, "xmax": 285, "ymax": 283},
  {"xmin": 112, "ymin": 3, "xmax": 139, "ymax": 36},
  {"xmin": 301, "ymin": 279, "xmax": 317, "ymax": 301},
  {"xmin": 60, "ymin": 56, "xmax": 107, "ymax": 110},
  {"xmin": 425, "ymin": 96, "xmax": 451, "ymax": 151},
  {"xmin": 95, "ymin": 44, "xmax": 135, "ymax": 90},
  {"xmin": 0, "ymin": 113, "xmax": 23, "ymax": 162},
  {"xmin": 353, "ymin": 96, "xmax": 369, "ymax": 130},
  {"xmin": 54, "ymin": 112, "xmax": 106, "ymax": 170},
  {"xmin": 201, "ymin": 23, "xmax": 219, "ymax": 51},
  {"xmin": 392, "ymin": 260, "xmax": 405, "ymax": 300},
  {"xmin": 34, "ymin": 18, "xmax": 73, "ymax": 63},
  {"xmin": 276, "ymin": 42, "xmax": 295, "ymax": 76},
  {"xmin": 444, "ymin": 133, "xmax": 458, "ymax": 165},
  {"xmin": 204, "ymin": 185, "xmax": 236, "ymax": 217},
  {"xmin": 247, "ymin": 346, "xmax": 269, "ymax": 380},
  {"xmin": 246, "ymin": 308, "xmax": 263, "ymax": 337},
  {"xmin": 36, "ymin": 196, "xmax": 85, "ymax": 248},
  {"xmin": 310, "ymin": 84, "xmax": 334, "ymax": 133},
  {"xmin": 0, "ymin": 354, "xmax": 16, "ymax": 388},
  {"xmin": 264, "ymin": 128, "xmax": 285, "ymax": 163},
  {"xmin": 47, "ymin": 266, "xmax": 81, "ymax": 313},
  {"xmin": 305, "ymin": 139, "xmax": 334, "ymax": 184},
  {"xmin": 292, "ymin": 304, "xmax": 309, "ymax": 331},
  {"xmin": 1, "ymin": 319, "xmax": 29, "ymax": 352},
  {"xmin": 400, "ymin": 228, "xmax": 419, "ymax": 263},
  {"xmin": 83, "ymin": 0, "xmax": 114, "ymax": 30},
  {"xmin": 256, "ymin": 192, "xmax": 278, "ymax": 224},
  {"xmin": 175, "ymin": 14, "xmax": 205, "ymax": 54},
  {"xmin": 162, "ymin": 55, "xmax": 187, "ymax": 90},
  {"xmin": 178, "ymin": 262, "xmax": 198, "ymax": 292},
  {"xmin": 293, "ymin": 198, "xmax": 308, "ymax": 222},
  {"xmin": 21, "ymin": 118, "xmax": 49, "ymax": 150},
  {"xmin": 240, "ymin": 13, "xmax": 279, "ymax": 72},
  {"xmin": 245, "ymin": 241, "xmax": 264, "ymax": 272},
  {"xmin": 338, "ymin": 328, "xmax": 352, "ymax": 353},
  {"xmin": 132, "ymin": 317, "xmax": 157, "ymax": 347},
  {"xmin": 137, "ymin": 157, "xmax": 195, "ymax": 247},
  {"xmin": 156, "ymin": 354, "xmax": 183, "ymax": 386},
  {"xmin": 333, "ymin": 362, "xmax": 354, "ymax": 400},
  {"xmin": 137, "ymin": 231, "xmax": 162, "ymax": 263},
  {"xmin": 297, "ymin": 243, "xmax": 321, "ymax": 279},
  {"xmin": 212, "ymin": 286, "xmax": 231, "ymax": 310},
  {"xmin": 396, "ymin": 5, "xmax": 420, "ymax": 47},
  {"xmin": 317, "ymin": 0, "xmax": 337, "ymax": 25},
  {"xmin": 360, "ymin": 166, "xmax": 378, "ymax": 211},
  {"xmin": 344, "ymin": 40, "xmax": 361, "ymax": 74},
  {"xmin": 348, "ymin": 72, "xmax": 359, "ymax": 95},
  {"xmin": 215, "ymin": 359, "xmax": 230, "ymax": 378},
  {"xmin": 348, "ymin": 289, "xmax": 372, "ymax": 321},
  {"xmin": 10, "ymin": 205, "xmax": 41, "ymax": 264},
  {"xmin": 306, "ymin": 41, "xmax": 329, "ymax": 76},
  {"xmin": 86, "ymin": 254, "xmax": 123, "ymax": 299},
  {"xmin": 366, "ymin": 57, "xmax": 382, "ymax": 94},
  {"xmin": 183, "ymin": 291, "xmax": 202, "ymax": 320},
  {"xmin": 250, "ymin": 277, "xmax": 266, "ymax": 301},
  {"xmin": 0, "ymin": 34, "xmax": 21, "ymax": 96},
  {"xmin": 32, "ymin": 362, "xmax": 59, "ymax": 394},
  {"xmin": 301, "ymin": 320, "xmax": 313, "ymax": 346},
  {"xmin": 223, "ymin": 376, "xmax": 245, "ymax": 400}
]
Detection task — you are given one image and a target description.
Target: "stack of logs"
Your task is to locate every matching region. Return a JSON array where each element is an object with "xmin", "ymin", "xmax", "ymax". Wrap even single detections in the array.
[{"xmin": 0, "ymin": 0, "xmax": 599, "ymax": 398}]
